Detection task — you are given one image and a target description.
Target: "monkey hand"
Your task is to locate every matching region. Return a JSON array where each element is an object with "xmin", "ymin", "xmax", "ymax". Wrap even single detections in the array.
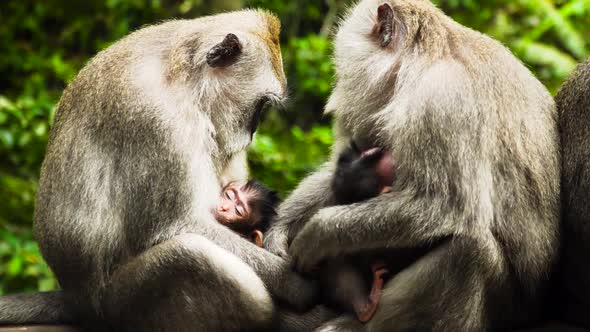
[
  {"xmin": 274, "ymin": 265, "xmax": 319, "ymax": 311},
  {"xmin": 264, "ymin": 226, "xmax": 291, "ymax": 260},
  {"xmin": 289, "ymin": 208, "xmax": 341, "ymax": 273}
]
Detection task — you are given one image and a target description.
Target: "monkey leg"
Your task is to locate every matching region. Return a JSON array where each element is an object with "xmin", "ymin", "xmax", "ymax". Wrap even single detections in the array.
[
  {"xmin": 365, "ymin": 241, "xmax": 502, "ymax": 332},
  {"xmin": 354, "ymin": 261, "xmax": 389, "ymax": 323},
  {"xmin": 103, "ymin": 234, "xmax": 274, "ymax": 332},
  {"xmin": 366, "ymin": 244, "xmax": 468, "ymax": 332},
  {"xmin": 321, "ymin": 259, "xmax": 369, "ymax": 315}
]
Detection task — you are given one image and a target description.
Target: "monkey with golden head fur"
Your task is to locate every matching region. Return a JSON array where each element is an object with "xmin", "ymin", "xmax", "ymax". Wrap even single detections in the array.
[{"xmin": 0, "ymin": 10, "xmax": 338, "ymax": 332}]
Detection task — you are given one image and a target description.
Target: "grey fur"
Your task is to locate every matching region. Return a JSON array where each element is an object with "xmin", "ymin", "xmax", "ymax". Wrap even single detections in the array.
[
  {"xmin": 0, "ymin": 10, "xmax": 326, "ymax": 332},
  {"xmin": 266, "ymin": 0, "xmax": 560, "ymax": 331},
  {"xmin": 0, "ymin": 292, "xmax": 73, "ymax": 325},
  {"xmin": 279, "ymin": 305, "xmax": 338, "ymax": 332},
  {"xmin": 556, "ymin": 57, "xmax": 590, "ymax": 328}
]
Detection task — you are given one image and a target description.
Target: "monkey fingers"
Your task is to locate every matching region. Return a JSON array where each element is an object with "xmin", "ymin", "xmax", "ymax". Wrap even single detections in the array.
[
  {"xmin": 380, "ymin": 186, "xmax": 393, "ymax": 194},
  {"xmin": 288, "ymin": 217, "xmax": 330, "ymax": 273},
  {"xmin": 370, "ymin": 260, "xmax": 389, "ymax": 276},
  {"xmin": 354, "ymin": 261, "xmax": 389, "ymax": 323}
]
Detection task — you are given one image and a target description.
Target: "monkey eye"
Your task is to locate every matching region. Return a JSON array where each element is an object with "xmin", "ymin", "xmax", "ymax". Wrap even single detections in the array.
[
  {"xmin": 226, "ymin": 189, "xmax": 236, "ymax": 201},
  {"xmin": 235, "ymin": 204, "xmax": 245, "ymax": 217}
]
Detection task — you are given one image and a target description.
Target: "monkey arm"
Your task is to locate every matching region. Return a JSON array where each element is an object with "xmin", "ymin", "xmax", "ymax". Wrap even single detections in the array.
[
  {"xmin": 265, "ymin": 121, "xmax": 354, "ymax": 259},
  {"xmin": 264, "ymin": 162, "xmax": 336, "ymax": 258},
  {"xmin": 198, "ymin": 220, "xmax": 318, "ymax": 310},
  {"xmin": 104, "ymin": 234, "xmax": 277, "ymax": 330},
  {"xmin": 289, "ymin": 190, "xmax": 460, "ymax": 272},
  {"xmin": 288, "ymin": 80, "xmax": 487, "ymax": 272}
]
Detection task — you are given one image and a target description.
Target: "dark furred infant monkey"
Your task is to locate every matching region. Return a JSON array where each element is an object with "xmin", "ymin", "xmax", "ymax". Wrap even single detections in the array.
[
  {"xmin": 321, "ymin": 141, "xmax": 395, "ymax": 323},
  {"xmin": 332, "ymin": 141, "xmax": 395, "ymax": 204},
  {"xmin": 214, "ymin": 180, "xmax": 279, "ymax": 247}
]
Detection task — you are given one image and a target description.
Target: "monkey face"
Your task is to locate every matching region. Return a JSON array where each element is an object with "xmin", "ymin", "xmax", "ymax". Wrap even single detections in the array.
[
  {"xmin": 213, "ymin": 181, "xmax": 271, "ymax": 247},
  {"xmin": 215, "ymin": 182, "xmax": 254, "ymax": 228},
  {"xmin": 165, "ymin": 10, "xmax": 287, "ymax": 163}
]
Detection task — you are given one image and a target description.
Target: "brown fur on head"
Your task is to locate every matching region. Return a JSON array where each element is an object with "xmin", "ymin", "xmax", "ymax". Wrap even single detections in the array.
[
  {"xmin": 132, "ymin": 10, "xmax": 287, "ymax": 173},
  {"xmin": 255, "ymin": 13, "xmax": 286, "ymax": 86}
]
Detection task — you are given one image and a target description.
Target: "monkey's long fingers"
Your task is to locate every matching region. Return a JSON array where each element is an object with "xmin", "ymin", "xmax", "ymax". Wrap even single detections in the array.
[{"xmin": 370, "ymin": 260, "xmax": 388, "ymax": 274}]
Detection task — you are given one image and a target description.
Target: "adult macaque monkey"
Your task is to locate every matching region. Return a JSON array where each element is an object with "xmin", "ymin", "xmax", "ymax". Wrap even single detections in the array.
[
  {"xmin": 265, "ymin": 0, "xmax": 560, "ymax": 330},
  {"xmin": 556, "ymin": 58, "xmax": 590, "ymax": 328},
  {"xmin": 0, "ymin": 10, "xmax": 323, "ymax": 332}
]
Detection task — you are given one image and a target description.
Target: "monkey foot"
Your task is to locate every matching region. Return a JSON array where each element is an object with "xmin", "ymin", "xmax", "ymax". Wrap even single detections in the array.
[{"xmin": 354, "ymin": 261, "xmax": 389, "ymax": 323}]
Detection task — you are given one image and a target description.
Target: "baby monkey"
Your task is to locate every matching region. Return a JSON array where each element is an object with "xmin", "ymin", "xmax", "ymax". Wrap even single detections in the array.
[
  {"xmin": 332, "ymin": 142, "xmax": 395, "ymax": 204},
  {"xmin": 212, "ymin": 151, "xmax": 394, "ymax": 322},
  {"xmin": 214, "ymin": 180, "xmax": 279, "ymax": 247},
  {"xmin": 322, "ymin": 141, "xmax": 395, "ymax": 323}
]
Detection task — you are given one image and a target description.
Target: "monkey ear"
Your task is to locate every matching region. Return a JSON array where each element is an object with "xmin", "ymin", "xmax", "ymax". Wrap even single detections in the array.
[
  {"xmin": 376, "ymin": 3, "xmax": 395, "ymax": 47},
  {"xmin": 206, "ymin": 33, "xmax": 242, "ymax": 68}
]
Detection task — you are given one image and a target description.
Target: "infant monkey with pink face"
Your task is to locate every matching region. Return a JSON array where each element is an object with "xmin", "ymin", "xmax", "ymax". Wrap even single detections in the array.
[
  {"xmin": 213, "ymin": 180, "xmax": 279, "ymax": 248},
  {"xmin": 212, "ymin": 141, "xmax": 397, "ymax": 323}
]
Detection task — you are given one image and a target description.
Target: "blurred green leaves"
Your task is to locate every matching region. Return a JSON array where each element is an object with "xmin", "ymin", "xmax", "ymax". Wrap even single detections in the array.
[
  {"xmin": 289, "ymin": 35, "xmax": 334, "ymax": 97},
  {"xmin": 0, "ymin": 229, "xmax": 57, "ymax": 295},
  {"xmin": 250, "ymin": 119, "xmax": 333, "ymax": 196},
  {"xmin": 435, "ymin": 0, "xmax": 590, "ymax": 91},
  {"xmin": 1, "ymin": 0, "xmax": 589, "ymax": 293}
]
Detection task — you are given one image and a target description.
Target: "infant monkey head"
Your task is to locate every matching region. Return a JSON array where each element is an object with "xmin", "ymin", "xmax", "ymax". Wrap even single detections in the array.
[
  {"xmin": 215, "ymin": 180, "xmax": 279, "ymax": 247},
  {"xmin": 332, "ymin": 141, "xmax": 395, "ymax": 205}
]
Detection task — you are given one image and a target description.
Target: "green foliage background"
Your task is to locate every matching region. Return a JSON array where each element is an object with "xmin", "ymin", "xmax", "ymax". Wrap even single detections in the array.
[{"xmin": 1, "ymin": 0, "xmax": 589, "ymax": 294}]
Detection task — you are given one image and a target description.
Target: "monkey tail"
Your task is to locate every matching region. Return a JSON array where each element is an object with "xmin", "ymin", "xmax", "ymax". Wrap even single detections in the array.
[{"xmin": 0, "ymin": 291, "xmax": 74, "ymax": 325}]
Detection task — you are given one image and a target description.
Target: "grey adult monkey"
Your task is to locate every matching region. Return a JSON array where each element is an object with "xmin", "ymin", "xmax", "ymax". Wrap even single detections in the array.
[
  {"xmin": 556, "ymin": 57, "xmax": 590, "ymax": 329},
  {"xmin": 0, "ymin": 10, "xmax": 324, "ymax": 332},
  {"xmin": 265, "ymin": 0, "xmax": 560, "ymax": 331}
]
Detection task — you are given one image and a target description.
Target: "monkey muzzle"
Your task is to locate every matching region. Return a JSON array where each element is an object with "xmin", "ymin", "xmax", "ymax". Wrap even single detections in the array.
[
  {"xmin": 249, "ymin": 96, "xmax": 269, "ymax": 137},
  {"xmin": 249, "ymin": 94, "xmax": 284, "ymax": 138}
]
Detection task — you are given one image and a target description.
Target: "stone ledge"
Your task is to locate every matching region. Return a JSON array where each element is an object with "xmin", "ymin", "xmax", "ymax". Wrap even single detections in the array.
[
  {"xmin": 1, "ymin": 322, "xmax": 588, "ymax": 331},
  {"xmin": 0, "ymin": 326, "xmax": 80, "ymax": 332}
]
